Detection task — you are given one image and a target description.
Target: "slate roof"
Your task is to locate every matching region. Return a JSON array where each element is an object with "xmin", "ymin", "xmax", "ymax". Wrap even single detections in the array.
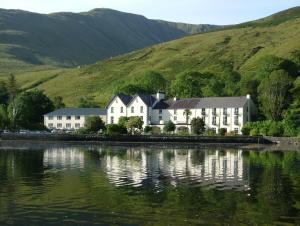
[
  {"xmin": 153, "ymin": 96, "xmax": 248, "ymax": 109},
  {"xmin": 44, "ymin": 108, "xmax": 106, "ymax": 116},
  {"xmin": 106, "ymin": 93, "xmax": 133, "ymax": 108},
  {"xmin": 128, "ymin": 93, "xmax": 157, "ymax": 107}
]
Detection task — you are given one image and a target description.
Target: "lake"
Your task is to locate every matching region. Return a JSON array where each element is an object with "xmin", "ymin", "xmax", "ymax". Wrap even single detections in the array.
[{"xmin": 0, "ymin": 143, "xmax": 299, "ymax": 225}]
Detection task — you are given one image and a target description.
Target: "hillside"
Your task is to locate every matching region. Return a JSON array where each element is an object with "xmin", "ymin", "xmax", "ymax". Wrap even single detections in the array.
[
  {"xmin": 0, "ymin": 8, "xmax": 219, "ymax": 73},
  {"xmin": 5, "ymin": 7, "xmax": 300, "ymax": 106}
]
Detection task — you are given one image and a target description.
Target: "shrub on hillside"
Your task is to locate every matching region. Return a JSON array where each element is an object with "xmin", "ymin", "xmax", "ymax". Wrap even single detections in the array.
[{"xmin": 267, "ymin": 122, "xmax": 284, "ymax": 137}]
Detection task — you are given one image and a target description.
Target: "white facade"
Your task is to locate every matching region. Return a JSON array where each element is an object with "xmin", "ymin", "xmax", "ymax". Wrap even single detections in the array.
[
  {"xmin": 107, "ymin": 93, "xmax": 256, "ymax": 134},
  {"xmin": 44, "ymin": 108, "xmax": 106, "ymax": 130}
]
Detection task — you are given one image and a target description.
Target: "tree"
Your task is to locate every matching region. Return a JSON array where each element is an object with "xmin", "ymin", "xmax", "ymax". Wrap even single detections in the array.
[
  {"xmin": 135, "ymin": 71, "xmax": 167, "ymax": 93},
  {"xmin": 258, "ymin": 70, "xmax": 292, "ymax": 121},
  {"xmin": 126, "ymin": 116, "xmax": 143, "ymax": 134},
  {"xmin": 14, "ymin": 90, "xmax": 54, "ymax": 129},
  {"xmin": 0, "ymin": 105, "xmax": 9, "ymax": 129},
  {"xmin": 0, "ymin": 81, "xmax": 9, "ymax": 105},
  {"xmin": 144, "ymin": 126, "xmax": 152, "ymax": 134},
  {"xmin": 169, "ymin": 71, "xmax": 204, "ymax": 98},
  {"xmin": 52, "ymin": 96, "xmax": 65, "ymax": 109},
  {"xmin": 115, "ymin": 84, "xmax": 146, "ymax": 95},
  {"xmin": 78, "ymin": 96, "xmax": 98, "ymax": 108},
  {"xmin": 191, "ymin": 117, "xmax": 205, "ymax": 135},
  {"xmin": 183, "ymin": 109, "xmax": 192, "ymax": 125},
  {"xmin": 84, "ymin": 116, "xmax": 106, "ymax": 133},
  {"xmin": 163, "ymin": 121, "xmax": 176, "ymax": 134},
  {"xmin": 6, "ymin": 74, "xmax": 19, "ymax": 129},
  {"xmin": 118, "ymin": 116, "xmax": 130, "ymax": 127}
]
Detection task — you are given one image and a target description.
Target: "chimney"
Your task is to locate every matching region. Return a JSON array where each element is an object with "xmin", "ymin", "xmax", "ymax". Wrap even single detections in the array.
[
  {"xmin": 156, "ymin": 91, "xmax": 165, "ymax": 101},
  {"xmin": 246, "ymin": 94, "xmax": 251, "ymax": 100},
  {"xmin": 173, "ymin": 97, "xmax": 177, "ymax": 101}
]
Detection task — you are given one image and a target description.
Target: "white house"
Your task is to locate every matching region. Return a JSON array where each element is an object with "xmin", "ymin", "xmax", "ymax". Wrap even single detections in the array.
[
  {"xmin": 106, "ymin": 92, "xmax": 257, "ymax": 134},
  {"xmin": 44, "ymin": 108, "xmax": 107, "ymax": 130}
]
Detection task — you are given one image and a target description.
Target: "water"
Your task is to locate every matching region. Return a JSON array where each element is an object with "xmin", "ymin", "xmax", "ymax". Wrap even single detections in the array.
[{"xmin": 0, "ymin": 143, "xmax": 299, "ymax": 225}]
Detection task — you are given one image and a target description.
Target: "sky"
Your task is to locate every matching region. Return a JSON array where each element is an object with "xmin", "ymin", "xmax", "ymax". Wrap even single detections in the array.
[{"xmin": 1, "ymin": 0, "xmax": 300, "ymax": 24}]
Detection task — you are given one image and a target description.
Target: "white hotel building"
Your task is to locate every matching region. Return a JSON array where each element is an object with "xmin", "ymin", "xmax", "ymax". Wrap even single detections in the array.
[{"xmin": 106, "ymin": 92, "xmax": 257, "ymax": 134}]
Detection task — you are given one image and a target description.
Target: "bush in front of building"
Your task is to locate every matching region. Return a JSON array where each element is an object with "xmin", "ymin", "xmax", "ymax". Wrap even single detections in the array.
[
  {"xmin": 164, "ymin": 121, "xmax": 176, "ymax": 134},
  {"xmin": 218, "ymin": 128, "xmax": 227, "ymax": 136},
  {"xmin": 191, "ymin": 117, "xmax": 205, "ymax": 135},
  {"xmin": 204, "ymin": 128, "xmax": 216, "ymax": 136},
  {"xmin": 151, "ymin": 126, "xmax": 161, "ymax": 135},
  {"xmin": 177, "ymin": 126, "xmax": 189, "ymax": 136},
  {"xmin": 242, "ymin": 121, "xmax": 285, "ymax": 137},
  {"xmin": 144, "ymin": 126, "xmax": 152, "ymax": 134},
  {"xmin": 126, "ymin": 116, "xmax": 143, "ymax": 134},
  {"xmin": 84, "ymin": 116, "xmax": 106, "ymax": 133},
  {"xmin": 106, "ymin": 124, "xmax": 127, "ymax": 135}
]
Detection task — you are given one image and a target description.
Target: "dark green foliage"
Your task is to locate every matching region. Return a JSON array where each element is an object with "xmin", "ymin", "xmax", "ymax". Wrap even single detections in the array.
[
  {"xmin": 116, "ymin": 71, "xmax": 167, "ymax": 95},
  {"xmin": 191, "ymin": 117, "xmax": 205, "ymax": 135},
  {"xmin": 163, "ymin": 121, "xmax": 176, "ymax": 133},
  {"xmin": 118, "ymin": 117, "xmax": 130, "ymax": 127},
  {"xmin": 6, "ymin": 74, "xmax": 19, "ymax": 102},
  {"xmin": 169, "ymin": 71, "xmax": 204, "ymax": 98},
  {"xmin": 219, "ymin": 128, "xmax": 227, "ymax": 136},
  {"xmin": 84, "ymin": 116, "xmax": 106, "ymax": 133},
  {"xmin": 144, "ymin": 126, "xmax": 152, "ymax": 134},
  {"xmin": 0, "ymin": 105, "xmax": 9, "ymax": 129},
  {"xmin": 177, "ymin": 126, "xmax": 189, "ymax": 135},
  {"xmin": 151, "ymin": 126, "xmax": 161, "ymax": 135},
  {"xmin": 106, "ymin": 124, "xmax": 127, "ymax": 135},
  {"xmin": 267, "ymin": 122, "xmax": 284, "ymax": 137},
  {"xmin": 78, "ymin": 96, "xmax": 98, "ymax": 108},
  {"xmin": 15, "ymin": 90, "xmax": 54, "ymax": 129},
  {"xmin": 241, "ymin": 126, "xmax": 251, "ymax": 136},
  {"xmin": 52, "ymin": 96, "xmax": 65, "ymax": 109},
  {"xmin": 258, "ymin": 70, "xmax": 292, "ymax": 120},
  {"xmin": 0, "ymin": 81, "xmax": 9, "ymax": 105}
]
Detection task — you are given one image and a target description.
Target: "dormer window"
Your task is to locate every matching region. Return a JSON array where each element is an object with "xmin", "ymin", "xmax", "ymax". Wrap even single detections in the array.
[
  {"xmin": 174, "ymin": 109, "xmax": 177, "ymax": 115},
  {"xmin": 120, "ymin": 107, "xmax": 124, "ymax": 113},
  {"xmin": 159, "ymin": 109, "xmax": 162, "ymax": 114},
  {"xmin": 111, "ymin": 107, "xmax": 114, "ymax": 113},
  {"xmin": 131, "ymin": 107, "xmax": 134, "ymax": 113},
  {"xmin": 140, "ymin": 106, "xmax": 144, "ymax": 113}
]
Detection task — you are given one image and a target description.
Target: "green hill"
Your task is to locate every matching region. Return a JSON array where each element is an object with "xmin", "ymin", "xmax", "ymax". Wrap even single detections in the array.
[
  {"xmin": 0, "ymin": 8, "xmax": 219, "ymax": 73},
  {"xmin": 4, "ymin": 7, "xmax": 300, "ymax": 106}
]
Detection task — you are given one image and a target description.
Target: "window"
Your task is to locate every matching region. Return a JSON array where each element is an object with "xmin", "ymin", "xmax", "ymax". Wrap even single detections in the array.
[
  {"xmin": 48, "ymin": 123, "xmax": 53, "ymax": 128},
  {"xmin": 234, "ymin": 116, "xmax": 239, "ymax": 125},
  {"xmin": 48, "ymin": 116, "xmax": 53, "ymax": 120},
  {"xmin": 75, "ymin": 116, "xmax": 80, "ymax": 120},
  {"xmin": 202, "ymin": 108, "xmax": 206, "ymax": 116},
  {"xmin": 223, "ymin": 108, "xmax": 227, "ymax": 115},
  {"xmin": 159, "ymin": 109, "xmax": 162, "ymax": 114},
  {"xmin": 234, "ymin": 108, "xmax": 239, "ymax": 115},
  {"xmin": 159, "ymin": 116, "xmax": 163, "ymax": 121},
  {"xmin": 66, "ymin": 123, "xmax": 71, "ymax": 128},
  {"xmin": 111, "ymin": 107, "xmax": 114, "ymax": 113},
  {"xmin": 148, "ymin": 116, "xmax": 151, "ymax": 121},
  {"xmin": 131, "ymin": 107, "xmax": 134, "ymax": 113},
  {"xmin": 57, "ymin": 123, "xmax": 62, "ymax": 128},
  {"xmin": 75, "ymin": 123, "xmax": 81, "ymax": 128},
  {"xmin": 57, "ymin": 116, "xmax": 62, "ymax": 120},
  {"xmin": 223, "ymin": 116, "xmax": 228, "ymax": 125},
  {"xmin": 174, "ymin": 116, "xmax": 177, "ymax": 121},
  {"xmin": 120, "ymin": 107, "xmax": 124, "ymax": 113},
  {"xmin": 174, "ymin": 109, "xmax": 177, "ymax": 115},
  {"xmin": 111, "ymin": 117, "xmax": 114, "ymax": 124},
  {"xmin": 140, "ymin": 106, "xmax": 144, "ymax": 113},
  {"xmin": 212, "ymin": 116, "xmax": 217, "ymax": 125},
  {"xmin": 67, "ymin": 116, "xmax": 71, "ymax": 120},
  {"xmin": 234, "ymin": 128, "xmax": 239, "ymax": 134},
  {"xmin": 213, "ymin": 108, "xmax": 217, "ymax": 115}
]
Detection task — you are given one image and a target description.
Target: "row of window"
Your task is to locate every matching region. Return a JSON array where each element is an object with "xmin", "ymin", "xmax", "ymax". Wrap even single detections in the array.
[
  {"xmin": 210, "ymin": 128, "xmax": 239, "ymax": 134},
  {"xmin": 110, "ymin": 108, "xmax": 240, "ymax": 115},
  {"xmin": 212, "ymin": 116, "xmax": 239, "ymax": 126},
  {"xmin": 111, "ymin": 106, "xmax": 145, "ymax": 114},
  {"xmin": 48, "ymin": 123, "xmax": 81, "ymax": 129},
  {"xmin": 48, "ymin": 116, "xmax": 81, "ymax": 120}
]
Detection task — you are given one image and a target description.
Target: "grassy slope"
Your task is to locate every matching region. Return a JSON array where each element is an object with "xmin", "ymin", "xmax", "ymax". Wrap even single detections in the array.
[
  {"xmin": 5, "ymin": 7, "xmax": 300, "ymax": 107},
  {"xmin": 0, "ymin": 8, "xmax": 219, "ymax": 73}
]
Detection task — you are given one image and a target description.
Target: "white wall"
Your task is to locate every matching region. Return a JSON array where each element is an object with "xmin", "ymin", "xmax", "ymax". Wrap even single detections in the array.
[
  {"xmin": 107, "ymin": 96, "xmax": 128, "ymax": 124},
  {"xmin": 44, "ymin": 115, "xmax": 106, "ymax": 130}
]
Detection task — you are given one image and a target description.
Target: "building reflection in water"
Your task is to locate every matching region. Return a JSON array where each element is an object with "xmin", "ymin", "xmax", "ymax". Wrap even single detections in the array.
[
  {"xmin": 43, "ymin": 148, "xmax": 85, "ymax": 169},
  {"xmin": 101, "ymin": 149, "xmax": 250, "ymax": 190}
]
